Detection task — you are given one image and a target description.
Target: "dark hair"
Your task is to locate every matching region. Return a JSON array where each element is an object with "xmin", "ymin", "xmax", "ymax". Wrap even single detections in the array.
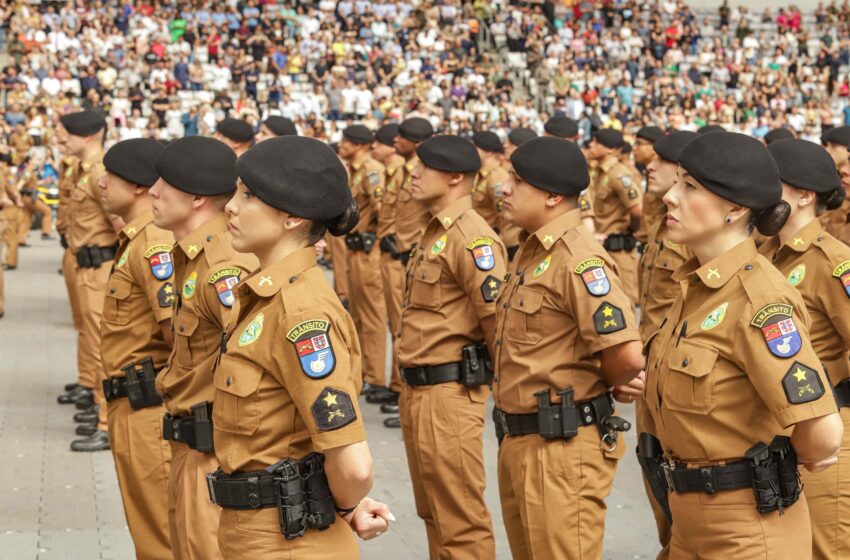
[
  {"xmin": 306, "ymin": 200, "xmax": 359, "ymax": 244},
  {"xmin": 749, "ymin": 201, "xmax": 791, "ymax": 236},
  {"xmin": 815, "ymin": 188, "xmax": 846, "ymax": 214}
]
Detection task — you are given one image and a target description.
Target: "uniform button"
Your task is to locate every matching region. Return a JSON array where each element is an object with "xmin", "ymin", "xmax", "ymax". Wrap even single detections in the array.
[
  {"xmin": 206, "ymin": 235, "xmax": 213, "ymax": 241},
  {"xmin": 502, "ymin": 303, "xmax": 508, "ymax": 309},
  {"xmin": 289, "ymin": 276, "xmax": 297, "ymax": 283},
  {"xmin": 396, "ymin": 332, "xmax": 401, "ymax": 338},
  {"xmin": 744, "ymin": 265, "xmax": 753, "ymax": 270},
  {"xmin": 496, "ymin": 340, "xmax": 501, "ymax": 346},
  {"xmin": 110, "ymin": 288, "xmax": 116, "ymax": 294},
  {"xmin": 179, "ymin": 326, "xmax": 185, "ymax": 333},
  {"xmin": 682, "ymin": 359, "xmax": 689, "ymax": 367},
  {"xmin": 226, "ymin": 377, "xmax": 232, "ymax": 386}
]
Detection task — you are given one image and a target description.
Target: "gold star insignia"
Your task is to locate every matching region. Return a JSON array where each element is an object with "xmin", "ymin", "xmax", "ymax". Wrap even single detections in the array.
[
  {"xmin": 187, "ymin": 245, "xmax": 199, "ymax": 254},
  {"xmin": 164, "ymin": 285, "xmax": 173, "ymax": 294},
  {"xmin": 706, "ymin": 268, "xmax": 720, "ymax": 280},
  {"xmin": 602, "ymin": 306, "xmax": 614, "ymax": 318},
  {"xmin": 323, "ymin": 392, "xmax": 338, "ymax": 407},
  {"xmin": 793, "ymin": 368, "xmax": 807, "ymax": 382},
  {"xmin": 543, "ymin": 234, "xmax": 554, "ymax": 244},
  {"xmin": 126, "ymin": 227, "xmax": 136, "ymax": 235},
  {"xmin": 488, "ymin": 280, "xmax": 498, "ymax": 288},
  {"xmin": 259, "ymin": 276, "xmax": 273, "ymax": 287},
  {"xmin": 442, "ymin": 217, "xmax": 452, "ymax": 226},
  {"xmin": 793, "ymin": 237, "xmax": 804, "ymax": 246}
]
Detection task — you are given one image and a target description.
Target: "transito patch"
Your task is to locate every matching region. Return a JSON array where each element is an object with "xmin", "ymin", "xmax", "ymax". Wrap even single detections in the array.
[
  {"xmin": 750, "ymin": 303, "xmax": 801, "ymax": 358},
  {"xmin": 466, "ymin": 237, "xmax": 496, "ymax": 271},
  {"xmin": 144, "ymin": 244, "xmax": 173, "ymax": 280},
  {"xmin": 832, "ymin": 261, "xmax": 850, "ymax": 298},
  {"xmin": 287, "ymin": 320, "xmax": 336, "ymax": 379},
  {"xmin": 208, "ymin": 268, "xmax": 242, "ymax": 308},
  {"xmin": 574, "ymin": 258, "xmax": 610, "ymax": 296}
]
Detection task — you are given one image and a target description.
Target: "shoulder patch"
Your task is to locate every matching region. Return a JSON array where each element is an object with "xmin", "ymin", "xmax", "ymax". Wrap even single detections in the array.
[
  {"xmin": 619, "ymin": 174, "xmax": 632, "ymax": 188},
  {"xmin": 579, "ymin": 196, "xmax": 591, "ymax": 211},
  {"xmin": 466, "ymin": 237, "xmax": 495, "ymax": 271},
  {"xmin": 144, "ymin": 244, "xmax": 173, "ymax": 280},
  {"xmin": 311, "ymin": 387, "xmax": 356, "ymax": 432},
  {"xmin": 534, "ymin": 255, "xmax": 551, "ymax": 278},
  {"xmin": 593, "ymin": 302, "xmax": 626, "ymax": 334},
  {"xmin": 481, "ymin": 274, "xmax": 502, "ymax": 302},
  {"xmin": 287, "ymin": 320, "xmax": 336, "ymax": 379},
  {"xmin": 782, "ymin": 362, "xmax": 825, "ymax": 404},
  {"xmin": 750, "ymin": 303, "xmax": 801, "ymax": 358},
  {"xmin": 157, "ymin": 282, "xmax": 175, "ymax": 308},
  {"xmin": 832, "ymin": 261, "xmax": 850, "ymax": 298},
  {"xmin": 238, "ymin": 313, "xmax": 264, "ymax": 347},
  {"xmin": 182, "ymin": 271, "xmax": 197, "ymax": 300},
  {"xmin": 208, "ymin": 268, "xmax": 242, "ymax": 307},
  {"xmin": 574, "ymin": 258, "xmax": 610, "ymax": 296},
  {"xmin": 787, "ymin": 264, "xmax": 805, "ymax": 287},
  {"xmin": 368, "ymin": 170, "xmax": 381, "ymax": 187},
  {"xmin": 431, "ymin": 234, "xmax": 447, "ymax": 256}
]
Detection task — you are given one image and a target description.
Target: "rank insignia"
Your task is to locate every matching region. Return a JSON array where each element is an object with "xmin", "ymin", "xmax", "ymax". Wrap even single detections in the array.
[
  {"xmin": 620, "ymin": 174, "xmax": 632, "ymax": 188},
  {"xmin": 144, "ymin": 244, "xmax": 173, "ymax": 280},
  {"xmin": 117, "ymin": 251, "xmax": 128, "ymax": 268},
  {"xmin": 700, "ymin": 302, "xmax": 728, "ymax": 331},
  {"xmin": 788, "ymin": 264, "xmax": 806, "ymax": 287},
  {"xmin": 287, "ymin": 320, "xmax": 336, "ymax": 379},
  {"xmin": 750, "ymin": 303, "xmax": 801, "ymax": 358},
  {"xmin": 579, "ymin": 196, "xmax": 591, "ymax": 211},
  {"xmin": 534, "ymin": 255, "xmax": 551, "ymax": 278},
  {"xmin": 157, "ymin": 282, "xmax": 174, "ymax": 308},
  {"xmin": 628, "ymin": 187, "xmax": 639, "ymax": 200},
  {"xmin": 431, "ymin": 234, "xmax": 447, "ymax": 256},
  {"xmin": 574, "ymin": 258, "xmax": 610, "ymax": 296},
  {"xmin": 466, "ymin": 237, "xmax": 495, "ymax": 271},
  {"xmin": 238, "ymin": 313, "xmax": 264, "ymax": 347},
  {"xmin": 832, "ymin": 261, "xmax": 850, "ymax": 298},
  {"xmin": 782, "ymin": 362, "xmax": 824, "ymax": 404},
  {"xmin": 593, "ymin": 302, "xmax": 626, "ymax": 334},
  {"xmin": 208, "ymin": 268, "xmax": 242, "ymax": 308},
  {"xmin": 481, "ymin": 275, "xmax": 502, "ymax": 302},
  {"xmin": 311, "ymin": 387, "xmax": 356, "ymax": 432},
  {"xmin": 182, "ymin": 271, "xmax": 197, "ymax": 300}
]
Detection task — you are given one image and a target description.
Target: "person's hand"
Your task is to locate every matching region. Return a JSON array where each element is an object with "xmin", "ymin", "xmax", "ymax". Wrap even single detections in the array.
[
  {"xmin": 611, "ymin": 370, "xmax": 645, "ymax": 404},
  {"xmin": 801, "ymin": 453, "xmax": 839, "ymax": 473},
  {"xmin": 314, "ymin": 238, "xmax": 328, "ymax": 259},
  {"xmin": 344, "ymin": 497, "xmax": 395, "ymax": 541}
]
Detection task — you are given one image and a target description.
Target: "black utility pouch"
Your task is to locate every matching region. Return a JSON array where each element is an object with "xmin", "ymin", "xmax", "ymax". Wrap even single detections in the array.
[
  {"xmin": 535, "ymin": 390, "xmax": 560, "ymax": 439},
  {"xmin": 268, "ymin": 459, "xmax": 308, "ymax": 539},
  {"xmin": 557, "ymin": 388, "xmax": 579, "ymax": 439},
  {"xmin": 459, "ymin": 343, "xmax": 491, "ymax": 387},
  {"xmin": 191, "ymin": 402, "xmax": 215, "ymax": 453},
  {"xmin": 636, "ymin": 433, "xmax": 672, "ymax": 523},
  {"xmin": 300, "ymin": 453, "xmax": 336, "ymax": 531},
  {"xmin": 123, "ymin": 362, "xmax": 145, "ymax": 409},
  {"xmin": 361, "ymin": 232, "xmax": 377, "ymax": 253},
  {"xmin": 769, "ymin": 436, "xmax": 801, "ymax": 509},
  {"xmin": 89, "ymin": 246, "xmax": 104, "ymax": 268},
  {"xmin": 745, "ymin": 442, "xmax": 783, "ymax": 514},
  {"xmin": 380, "ymin": 234, "xmax": 401, "ymax": 258}
]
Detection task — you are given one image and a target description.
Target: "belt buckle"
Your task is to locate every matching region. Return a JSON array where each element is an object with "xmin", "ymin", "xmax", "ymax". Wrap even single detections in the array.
[{"xmin": 206, "ymin": 473, "xmax": 218, "ymax": 504}]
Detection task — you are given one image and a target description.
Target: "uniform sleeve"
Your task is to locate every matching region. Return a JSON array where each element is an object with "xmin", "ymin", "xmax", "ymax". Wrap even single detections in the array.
[
  {"xmin": 610, "ymin": 169, "xmax": 642, "ymax": 210},
  {"xmin": 273, "ymin": 309, "xmax": 367, "ymax": 451},
  {"xmin": 565, "ymin": 252, "xmax": 640, "ymax": 354},
  {"xmin": 736, "ymin": 297, "xmax": 837, "ymax": 429},
  {"xmin": 815, "ymin": 255, "xmax": 850, "ymax": 382},
  {"xmin": 451, "ymin": 229, "xmax": 507, "ymax": 321},
  {"xmin": 133, "ymin": 234, "xmax": 176, "ymax": 323},
  {"xmin": 579, "ymin": 189, "xmax": 594, "ymax": 218}
]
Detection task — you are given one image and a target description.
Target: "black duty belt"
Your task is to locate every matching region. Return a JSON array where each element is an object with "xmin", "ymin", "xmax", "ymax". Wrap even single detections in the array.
[
  {"xmin": 662, "ymin": 458, "xmax": 753, "ymax": 495},
  {"xmin": 208, "ymin": 469, "xmax": 280, "ymax": 509},
  {"xmin": 603, "ymin": 234, "xmax": 637, "ymax": 253},
  {"xmin": 345, "ymin": 232, "xmax": 377, "ymax": 252},
  {"xmin": 379, "ymin": 234, "xmax": 405, "ymax": 260},
  {"xmin": 401, "ymin": 363, "xmax": 461, "ymax": 386},
  {"xmin": 835, "ymin": 379, "xmax": 850, "ymax": 409},
  {"xmin": 75, "ymin": 244, "xmax": 119, "ymax": 268},
  {"xmin": 162, "ymin": 402, "xmax": 214, "ymax": 453}
]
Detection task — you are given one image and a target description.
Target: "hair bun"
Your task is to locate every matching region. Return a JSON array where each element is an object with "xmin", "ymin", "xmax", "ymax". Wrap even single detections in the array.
[
  {"xmin": 326, "ymin": 200, "xmax": 360, "ymax": 237},
  {"xmin": 825, "ymin": 188, "xmax": 846, "ymax": 211},
  {"xmin": 753, "ymin": 201, "xmax": 791, "ymax": 237}
]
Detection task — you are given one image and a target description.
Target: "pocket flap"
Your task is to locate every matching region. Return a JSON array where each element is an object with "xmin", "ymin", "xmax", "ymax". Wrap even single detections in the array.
[
  {"xmin": 642, "ymin": 328, "xmax": 661, "ymax": 357},
  {"xmin": 510, "ymin": 286, "xmax": 544, "ymax": 314},
  {"xmin": 668, "ymin": 339, "xmax": 718, "ymax": 378},
  {"xmin": 416, "ymin": 261, "xmax": 442, "ymax": 285},
  {"xmin": 174, "ymin": 311, "xmax": 200, "ymax": 337},
  {"xmin": 214, "ymin": 354, "xmax": 264, "ymax": 397},
  {"xmin": 106, "ymin": 279, "xmax": 132, "ymax": 300}
]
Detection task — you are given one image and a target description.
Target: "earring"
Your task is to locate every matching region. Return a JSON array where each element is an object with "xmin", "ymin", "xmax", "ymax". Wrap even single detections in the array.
[
  {"xmin": 284, "ymin": 220, "xmax": 293, "ymax": 228},
  {"xmin": 725, "ymin": 216, "xmax": 732, "ymax": 224}
]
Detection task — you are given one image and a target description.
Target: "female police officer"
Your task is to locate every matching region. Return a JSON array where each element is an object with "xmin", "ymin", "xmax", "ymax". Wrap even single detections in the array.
[
  {"xmin": 760, "ymin": 139, "xmax": 850, "ymax": 560},
  {"xmin": 642, "ymin": 131, "xmax": 844, "ymax": 558},
  {"xmin": 206, "ymin": 136, "xmax": 392, "ymax": 557}
]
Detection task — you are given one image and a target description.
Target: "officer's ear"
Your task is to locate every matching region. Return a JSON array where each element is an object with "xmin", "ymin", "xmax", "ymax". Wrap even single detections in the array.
[
  {"xmin": 544, "ymin": 192, "xmax": 564, "ymax": 208},
  {"xmin": 797, "ymin": 188, "xmax": 817, "ymax": 209},
  {"xmin": 282, "ymin": 213, "xmax": 305, "ymax": 231},
  {"xmin": 447, "ymin": 171, "xmax": 467, "ymax": 187},
  {"xmin": 727, "ymin": 203, "xmax": 749, "ymax": 225}
]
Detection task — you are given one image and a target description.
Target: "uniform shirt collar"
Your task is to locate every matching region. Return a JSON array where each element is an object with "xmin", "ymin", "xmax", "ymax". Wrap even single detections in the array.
[
  {"xmin": 432, "ymin": 195, "xmax": 472, "ymax": 230},
  {"xmin": 243, "ymin": 247, "xmax": 317, "ymax": 297},
  {"xmin": 177, "ymin": 213, "xmax": 229, "ymax": 260},
  {"xmin": 522, "ymin": 208, "xmax": 583, "ymax": 251},
  {"xmin": 600, "ymin": 155, "xmax": 618, "ymax": 173},
  {"xmin": 120, "ymin": 209, "xmax": 153, "ymax": 241},
  {"xmin": 674, "ymin": 237, "xmax": 757, "ymax": 289},
  {"xmin": 782, "ymin": 218, "xmax": 823, "ymax": 253},
  {"xmin": 404, "ymin": 155, "xmax": 419, "ymax": 172}
]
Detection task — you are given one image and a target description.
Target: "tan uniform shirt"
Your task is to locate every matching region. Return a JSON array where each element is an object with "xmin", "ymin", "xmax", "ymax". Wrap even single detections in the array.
[
  {"xmin": 494, "ymin": 209, "xmax": 640, "ymax": 413},
  {"xmin": 643, "ymin": 239, "xmax": 837, "ymax": 464},
  {"xmin": 472, "ymin": 164, "xmax": 507, "ymax": 229},
  {"xmin": 349, "ymin": 156, "xmax": 385, "ymax": 234},
  {"xmin": 759, "ymin": 219, "xmax": 850, "ymax": 386},
  {"xmin": 101, "ymin": 210, "xmax": 175, "ymax": 376},
  {"xmin": 377, "ymin": 154, "xmax": 405, "ymax": 239},
  {"xmin": 56, "ymin": 156, "xmax": 79, "ymax": 236},
  {"xmin": 637, "ymin": 190, "xmax": 664, "ymax": 245},
  {"xmin": 156, "ymin": 214, "xmax": 258, "ymax": 417},
  {"xmin": 394, "ymin": 156, "xmax": 431, "ymax": 253},
  {"xmin": 67, "ymin": 161, "xmax": 116, "ymax": 252},
  {"xmin": 214, "ymin": 247, "xmax": 366, "ymax": 473},
  {"xmin": 823, "ymin": 197, "xmax": 850, "ymax": 246},
  {"xmin": 398, "ymin": 195, "xmax": 506, "ymax": 370},
  {"xmin": 592, "ymin": 155, "xmax": 642, "ymax": 235}
]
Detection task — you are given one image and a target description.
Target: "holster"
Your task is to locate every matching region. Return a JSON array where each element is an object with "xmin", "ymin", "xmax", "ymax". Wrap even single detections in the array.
[
  {"xmin": 636, "ymin": 433, "xmax": 672, "ymax": 523},
  {"xmin": 162, "ymin": 402, "xmax": 215, "ymax": 453},
  {"xmin": 459, "ymin": 343, "xmax": 492, "ymax": 388},
  {"xmin": 745, "ymin": 435, "xmax": 801, "ymax": 514},
  {"xmin": 379, "ymin": 234, "xmax": 402, "ymax": 259}
]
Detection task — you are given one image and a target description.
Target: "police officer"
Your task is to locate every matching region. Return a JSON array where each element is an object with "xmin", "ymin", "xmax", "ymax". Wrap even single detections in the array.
[
  {"xmin": 760, "ymin": 139, "xmax": 850, "ymax": 560},
  {"xmin": 586, "ymin": 129, "xmax": 642, "ymax": 304},
  {"xmin": 95, "ymin": 138, "xmax": 173, "ymax": 559},
  {"xmin": 208, "ymin": 136, "xmax": 392, "ymax": 556},
  {"xmin": 1, "ymin": 150, "xmax": 21, "ymax": 272},
  {"xmin": 150, "ymin": 137, "xmax": 258, "ymax": 560},
  {"xmin": 493, "ymin": 136, "xmax": 644, "ymax": 559},
  {"xmin": 0, "ymin": 171, "xmax": 11, "ymax": 318},
  {"xmin": 821, "ymin": 126, "xmax": 850, "ymax": 245},
  {"xmin": 471, "ymin": 130, "xmax": 508, "ymax": 230},
  {"xmin": 254, "ymin": 115, "xmax": 298, "ymax": 143},
  {"xmin": 398, "ymin": 135, "xmax": 506, "ymax": 558},
  {"xmin": 633, "ymin": 126, "xmax": 665, "ymax": 246},
  {"xmin": 338, "ymin": 125, "xmax": 390, "ymax": 399},
  {"xmin": 764, "ymin": 127, "xmax": 795, "ymax": 145},
  {"xmin": 543, "ymin": 114, "xmax": 579, "ymax": 141},
  {"xmin": 641, "ymin": 132, "xmax": 844, "ymax": 557},
  {"xmin": 501, "ymin": 127, "xmax": 538, "ymax": 259},
  {"xmin": 56, "ymin": 150, "xmax": 83, "ymax": 337},
  {"xmin": 214, "ymin": 117, "xmax": 254, "ymax": 156}
]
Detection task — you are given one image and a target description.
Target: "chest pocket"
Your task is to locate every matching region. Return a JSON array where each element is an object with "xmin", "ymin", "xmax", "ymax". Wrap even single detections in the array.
[
  {"xmin": 70, "ymin": 188, "xmax": 88, "ymax": 204},
  {"xmin": 410, "ymin": 261, "xmax": 442, "ymax": 309},
  {"xmin": 663, "ymin": 338, "xmax": 719, "ymax": 414},
  {"xmin": 103, "ymin": 278, "xmax": 133, "ymax": 326},
  {"xmin": 382, "ymin": 187, "xmax": 397, "ymax": 206},
  {"xmin": 595, "ymin": 178, "xmax": 613, "ymax": 201},
  {"xmin": 506, "ymin": 286, "xmax": 544, "ymax": 344},
  {"xmin": 173, "ymin": 311, "xmax": 201, "ymax": 369},
  {"xmin": 213, "ymin": 354, "xmax": 264, "ymax": 436}
]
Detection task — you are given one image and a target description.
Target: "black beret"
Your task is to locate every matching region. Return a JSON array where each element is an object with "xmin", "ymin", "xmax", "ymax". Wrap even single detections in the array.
[
  {"xmin": 155, "ymin": 137, "xmax": 237, "ymax": 196},
  {"xmin": 263, "ymin": 116, "xmax": 297, "ymax": 137},
  {"xmin": 653, "ymin": 130, "xmax": 697, "ymax": 163},
  {"xmin": 510, "ymin": 137, "xmax": 589, "ymax": 196},
  {"xmin": 342, "ymin": 125, "xmax": 374, "ymax": 145},
  {"xmin": 507, "ymin": 127, "xmax": 537, "ymax": 146},
  {"xmin": 236, "ymin": 136, "xmax": 351, "ymax": 221},
  {"xmin": 103, "ymin": 139, "xmax": 163, "ymax": 187},
  {"xmin": 59, "ymin": 111, "xmax": 106, "ymax": 137},
  {"xmin": 593, "ymin": 128, "xmax": 624, "ymax": 149},
  {"xmin": 398, "ymin": 117, "xmax": 434, "ymax": 142},
  {"xmin": 697, "ymin": 124, "xmax": 725, "ymax": 135},
  {"xmin": 544, "ymin": 115, "xmax": 578, "ymax": 138},
  {"xmin": 678, "ymin": 132, "xmax": 781, "ymax": 211},
  {"xmin": 472, "ymin": 131, "xmax": 504, "ymax": 153},
  {"xmin": 764, "ymin": 127, "xmax": 794, "ymax": 145},
  {"xmin": 376, "ymin": 124, "xmax": 399, "ymax": 146},
  {"xmin": 823, "ymin": 126, "xmax": 850, "ymax": 147},
  {"xmin": 216, "ymin": 118, "xmax": 254, "ymax": 143},
  {"xmin": 416, "ymin": 135, "xmax": 481, "ymax": 173},
  {"xmin": 620, "ymin": 142, "xmax": 632, "ymax": 154},
  {"xmin": 768, "ymin": 139, "xmax": 841, "ymax": 194},
  {"xmin": 636, "ymin": 126, "xmax": 665, "ymax": 143}
]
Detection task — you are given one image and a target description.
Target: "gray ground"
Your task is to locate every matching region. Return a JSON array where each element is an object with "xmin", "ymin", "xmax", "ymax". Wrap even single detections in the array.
[{"xmin": 0, "ymin": 237, "xmax": 657, "ymax": 559}]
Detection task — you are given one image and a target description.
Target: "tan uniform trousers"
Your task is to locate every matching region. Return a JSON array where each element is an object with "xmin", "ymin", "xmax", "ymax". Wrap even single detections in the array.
[
  {"xmin": 347, "ymin": 247, "xmax": 388, "ymax": 387},
  {"xmin": 327, "ymin": 234, "xmax": 350, "ymax": 301},
  {"xmin": 108, "ymin": 398, "xmax": 172, "ymax": 560},
  {"xmin": 608, "ymin": 249, "xmax": 638, "ymax": 305},
  {"xmin": 498, "ymin": 426, "xmax": 625, "ymax": 560},
  {"xmin": 62, "ymin": 247, "xmax": 82, "ymax": 330},
  {"xmin": 380, "ymin": 252, "xmax": 404, "ymax": 393},
  {"xmin": 218, "ymin": 507, "xmax": 359, "ymax": 559},
  {"xmin": 668, "ymin": 487, "xmax": 812, "ymax": 559},
  {"xmin": 400, "ymin": 382, "xmax": 495, "ymax": 560},
  {"xmin": 18, "ymin": 197, "xmax": 52, "ymax": 241},
  {"xmin": 636, "ymin": 404, "xmax": 671, "ymax": 560},
  {"xmin": 801, "ymin": 407, "xmax": 850, "ymax": 560},
  {"xmin": 76, "ymin": 263, "xmax": 111, "ymax": 430},
  {"xmin": 167, "ymin": 443, "xmax": 223, "ymax": 560},
  {"xmin": 2, "ymin": 205, "xmax": 19, "ymax": 268}
]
